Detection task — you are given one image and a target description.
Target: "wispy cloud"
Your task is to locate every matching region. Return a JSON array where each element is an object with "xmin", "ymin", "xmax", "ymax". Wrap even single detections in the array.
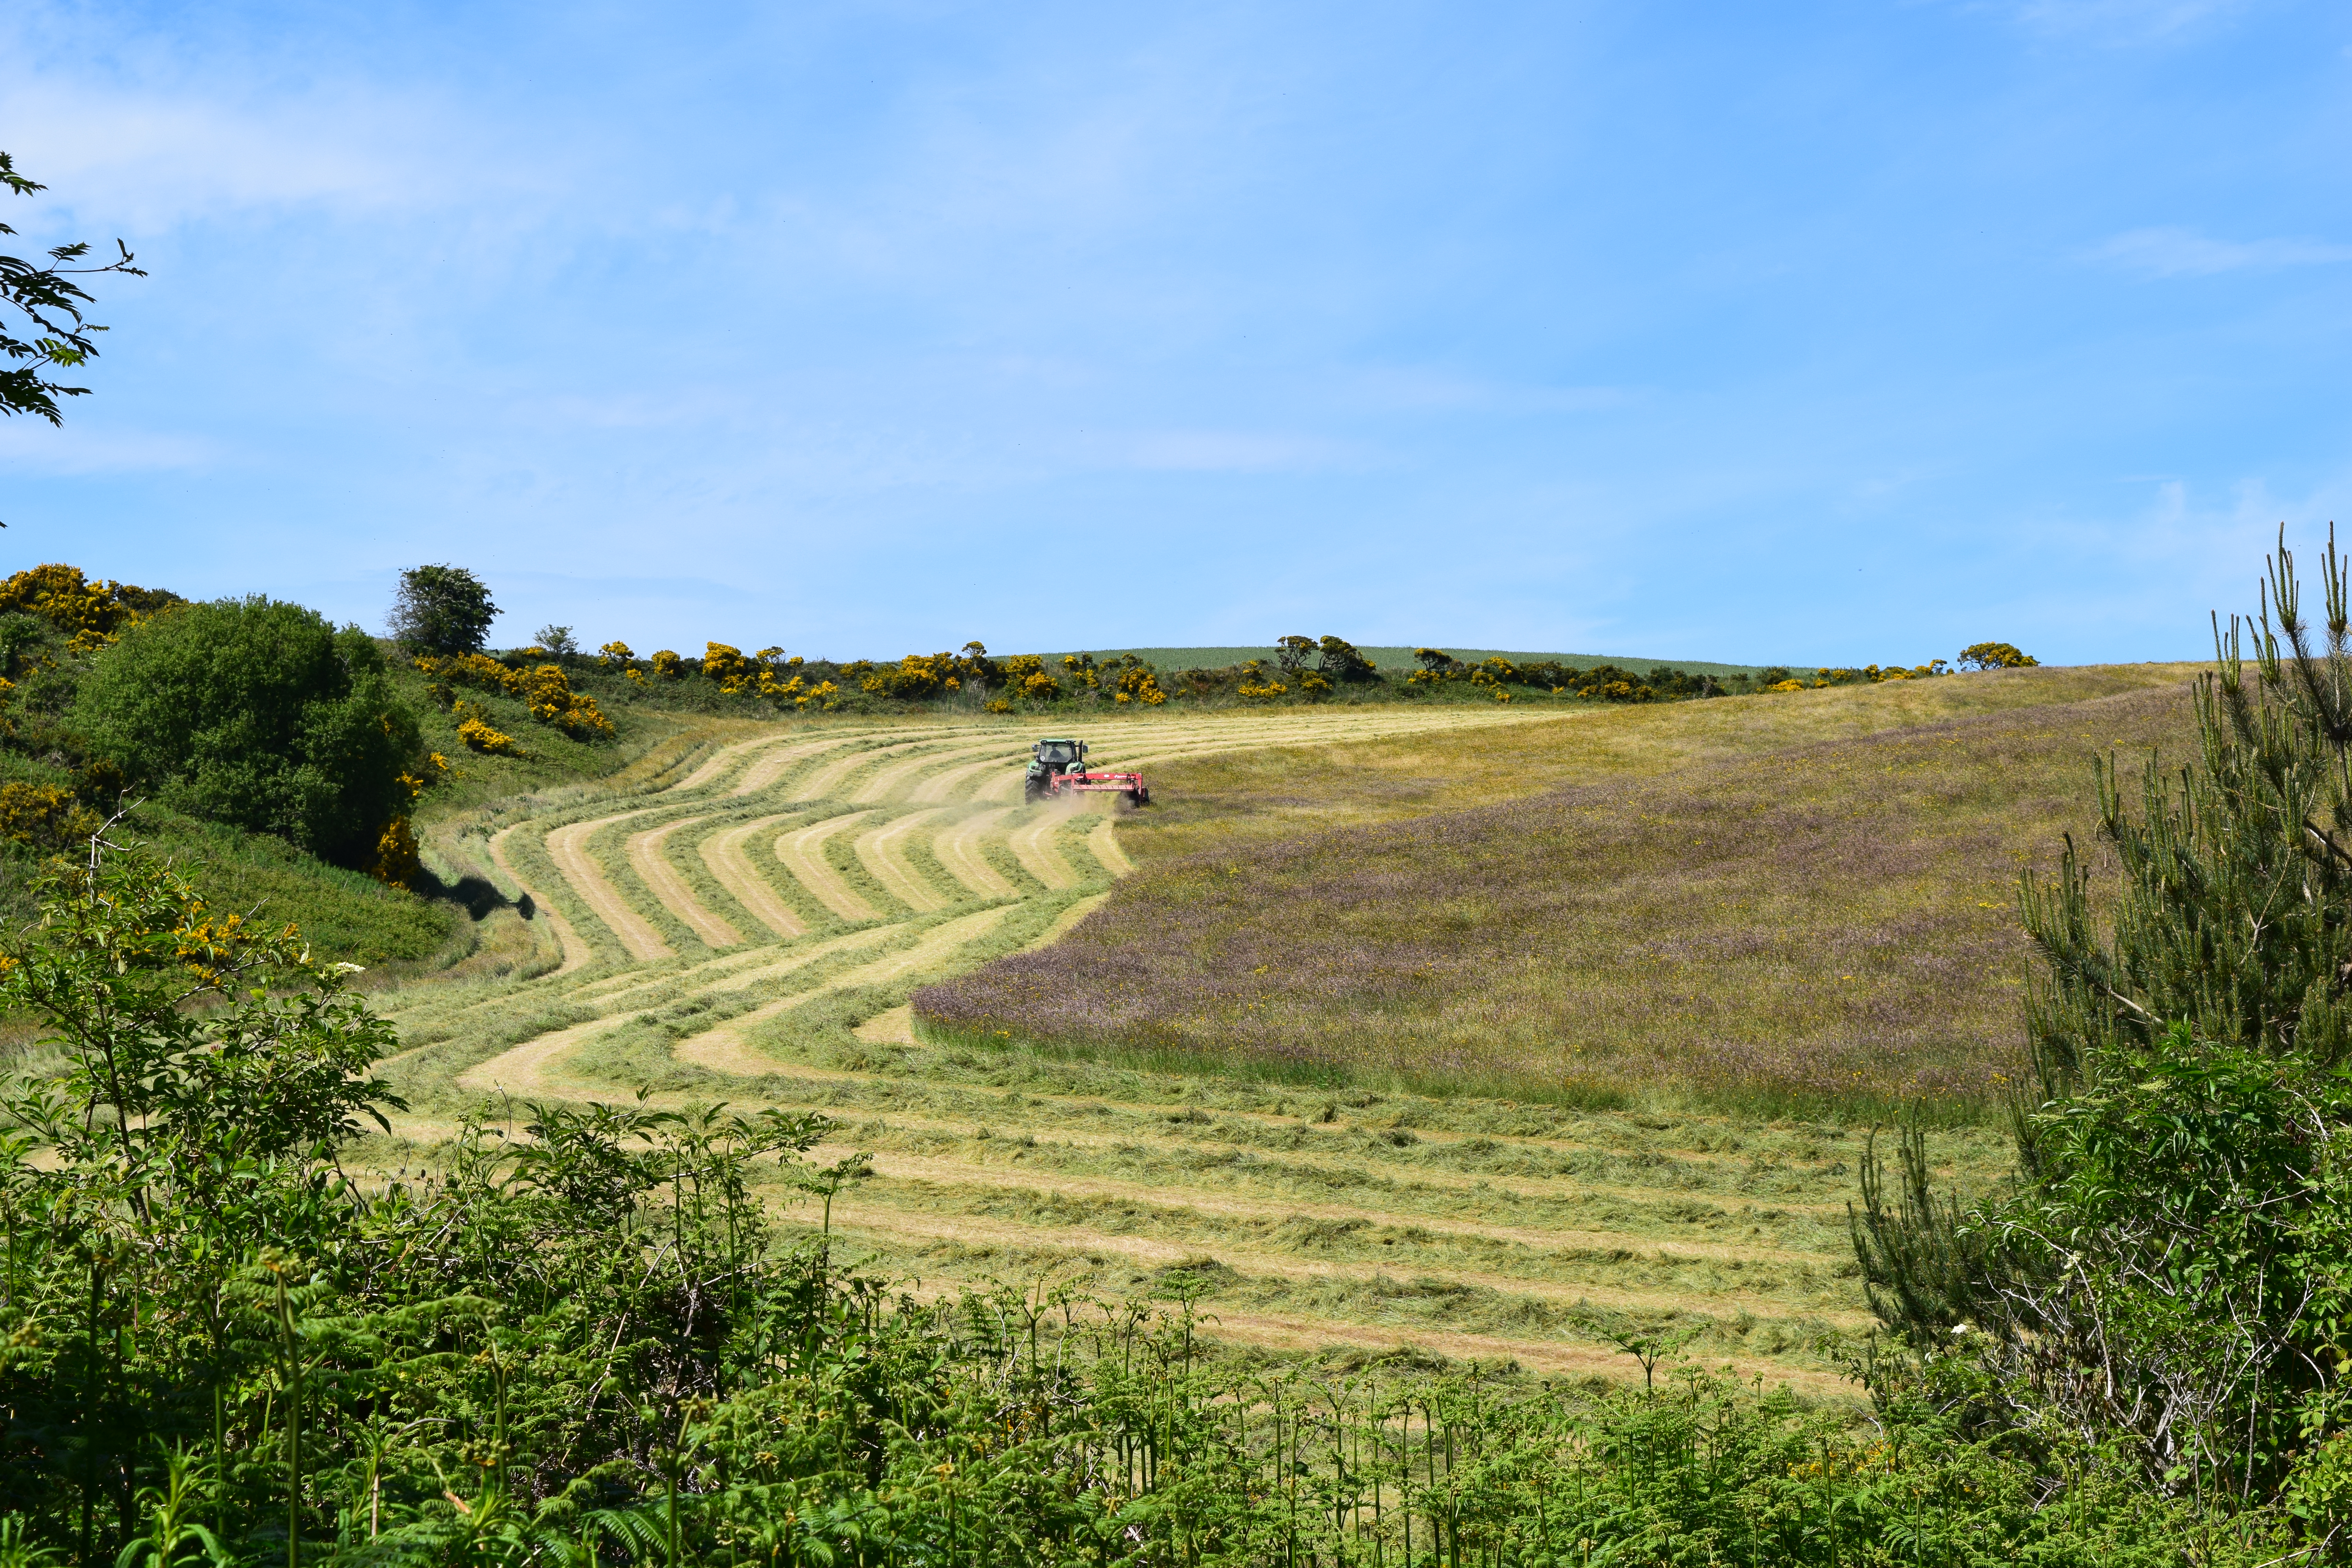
[
  {"xmin": 0, "ymin": 422, "xmax": 220, "ymax": 475},
  {"xmin": 2086, "ymin": 227, "xmax": 2352, "ymax": 278},
  {"xmin": 1120, "ymin": 430, "xmax": 1356, "ymax": 472},
  {"xmin": 1995, "ymin": 0, "xmax": 2254, "ymax": 43},
  {"xmin": 1348, "ymin": 369, "xmax": 1641, "ymax": 416},
  {"xmin": 0, "ymin": 15, "xmax": 550, "ymax": 234}
]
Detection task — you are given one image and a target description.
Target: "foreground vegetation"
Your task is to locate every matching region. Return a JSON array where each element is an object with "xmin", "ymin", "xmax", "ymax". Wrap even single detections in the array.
[{"xmin": 0, "ymin": 840, "xmax": 2234, "ymax": 1564}]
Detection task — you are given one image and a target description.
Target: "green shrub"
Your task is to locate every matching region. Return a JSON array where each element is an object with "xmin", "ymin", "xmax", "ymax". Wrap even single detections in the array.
[
  {"xmin": 386, "ymin": 562, "xmax": 498, "ymax": 655},
  {"xmin": 1858, "ymin": 534, "xmax": 2352, "ymax": 1519},
  {"xmin": 74, "ymin": 597, "xmax": 421, "ymax": 868},
  {"xmin": 1957, "ymin": 640, "xmax": 2038, "ymax": 670}
]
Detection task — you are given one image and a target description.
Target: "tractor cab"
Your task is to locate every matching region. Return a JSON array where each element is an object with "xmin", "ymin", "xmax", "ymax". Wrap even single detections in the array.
[{"xmin": 1031, "ymin": 738, "xmax": 1086, "ymax": 774}]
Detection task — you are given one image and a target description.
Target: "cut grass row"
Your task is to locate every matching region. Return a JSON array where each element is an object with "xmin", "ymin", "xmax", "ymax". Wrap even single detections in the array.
[{"xmin": 356, "ymin": 692, "xmax": 2025, "ymax": 1392}]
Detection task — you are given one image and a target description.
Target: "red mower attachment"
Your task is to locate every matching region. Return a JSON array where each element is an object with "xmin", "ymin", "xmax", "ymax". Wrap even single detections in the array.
[{"xmin": 1046, "ymin": 768, "xmax": 1151, "ymax": 807}]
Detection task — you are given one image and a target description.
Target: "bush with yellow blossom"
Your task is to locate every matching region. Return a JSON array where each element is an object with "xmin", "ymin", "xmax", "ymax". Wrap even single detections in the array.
[
  {"xmin": 0, "ymin": 782, "xmax": 102, "ymax": 850},
  {"xmin": 365, "ymin": 751, "xmax": 453, "ymax": 889},
  {"xmin": 414, "ymin": 652, "xmax": 613, "ymax": 741},
  {"xmin": 1236, "ymin": 660, "xmax": 1289, "ymax": 701},
  {"xmin": 523, "ymin": 664, "xmax": 615, "ymax": 739},
  {"xmin": 702, "ymin": 642, "xmax": 759, "ymax": 693},
  {"xmin": 1113, "ymin": 662, "xmax": 1168, "ymax": 706},
  {"xmin": 0, "ymin": 563, "xmax": 182, "ymax": 653},
  {"xmin": 454, "ymin": 703, "xmax": 523, "ymax": 757}
]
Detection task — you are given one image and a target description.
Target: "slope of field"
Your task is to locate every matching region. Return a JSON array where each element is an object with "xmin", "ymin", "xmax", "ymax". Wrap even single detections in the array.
[
  {"xmin": 367, "ymin": 687, "xmax": 2085, "ymax": 1394},
  {"xmin": 916, "ymin": 664, "xmax": 2199, "ymax": 1118}
]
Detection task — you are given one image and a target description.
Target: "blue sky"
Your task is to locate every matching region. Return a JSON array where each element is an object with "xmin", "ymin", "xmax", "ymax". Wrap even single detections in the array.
[{"xmin": 3, "ymin": 0, "xmax": 2347, "ymax": 665}]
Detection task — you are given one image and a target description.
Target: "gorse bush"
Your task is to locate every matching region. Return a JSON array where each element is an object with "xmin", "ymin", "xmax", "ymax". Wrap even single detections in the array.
[
  {"xmin": 0, "ymin": 563, "xmax": 180, "ymax": 652},
  {"xmin": 1957, "ymin": 642, "xmax": 2037, "ymax": 670},
  {"xmin": 412, "ymin": 654, "xmax": 614, "ymax": 742},
  {"xmin": 0, "ymin": 781, "xmax": 98, "ymax": 849},
  {"xmin": 0, "ymin": 836, "xmax": 2244, "ymax": 1565},
  {"xmin": 74, "ymin": 597, "xmax": 421, "ymax": 870}
]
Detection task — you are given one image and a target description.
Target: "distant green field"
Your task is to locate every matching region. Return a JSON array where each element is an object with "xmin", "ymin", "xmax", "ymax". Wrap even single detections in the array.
[{"xmin": 1040, "ymin": 646, "xmax": 1781, "ymax": 678}]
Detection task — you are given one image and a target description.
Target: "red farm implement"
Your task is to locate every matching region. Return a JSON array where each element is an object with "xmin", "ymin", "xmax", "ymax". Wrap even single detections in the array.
[{"xmin": 1023, "ymin": 737, "xmax": 1150, "ymax": 806}]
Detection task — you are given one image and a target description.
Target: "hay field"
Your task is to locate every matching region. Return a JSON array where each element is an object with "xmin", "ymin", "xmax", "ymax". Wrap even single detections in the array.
[
  {"xmin": 372, "ymin": 676, "xmax": 2177, "ymax": 1393},
  {"xmin": 919, "ymin": 664, "xmax": 2199, "ymax": 1118}
]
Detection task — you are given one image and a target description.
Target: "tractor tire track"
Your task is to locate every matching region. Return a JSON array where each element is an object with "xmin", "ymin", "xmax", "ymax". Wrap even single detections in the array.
[
  {"xmin": 931, "ymin": 809, "xmax": 1017, "ymax": 897},
  {"xmin": 486, "ymin": 824, "xmax": 589, "ymax": 976},
  {"xmin": 458, "ymin": 925, "xmax": 911, "ymax": 1098},
  {"xmin": 798, "ymin": 1145, "xmax": 1841, "ymax": 1269},
  {"xmin": 1005, "ymin": 804, "xmax": 1082, "ymax": 889},
  {"xmin": 730, "ymin": 735, "xmax": 876, "ymax": 798},
  {"xmin": 813, "ymin": 1201, "xmax": 1868, "ymax": 1333},
  {"xmin": 1084, "ymin": 818, "xmax": 1132, "ymax": 877}
]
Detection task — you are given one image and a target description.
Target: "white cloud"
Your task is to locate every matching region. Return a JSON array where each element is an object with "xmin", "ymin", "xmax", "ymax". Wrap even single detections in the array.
[
  {"xmin": 2085, "ymin": 226, "xmax": 2352, "ymax": 278},
  {"xmin": 1996, "ymin": 0, "xmax": 2254, "ymax": 42},
  {"xmin": 1347, "ymin": 368, "xmax": 1640, "ymax": 415},
  {"xmin": 0, "ymin": 10, "xmax": 550, "ymax": 236},
  {"xmin": 0, "ymin": 421, "xmax": 220, "ymax": 475},
  {"xmin": 1121, "ymin": 430, "xmax": 1354, "ymax": 472}
]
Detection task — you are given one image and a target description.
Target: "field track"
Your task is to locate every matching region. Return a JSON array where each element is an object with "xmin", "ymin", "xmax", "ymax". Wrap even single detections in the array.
[{"xmin": 385, "ymin": 705, "xmax": 1875, "ymax": 1393}]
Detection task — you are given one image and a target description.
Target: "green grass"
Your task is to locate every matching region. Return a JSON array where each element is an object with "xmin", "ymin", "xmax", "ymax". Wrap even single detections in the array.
[{"xmin": 130, "ymin": 807, "xmax": 461, "ymax": 967}]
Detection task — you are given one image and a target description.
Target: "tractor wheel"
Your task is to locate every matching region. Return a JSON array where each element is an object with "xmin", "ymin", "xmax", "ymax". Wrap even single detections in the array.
[{"xmin": 1023, "ymin": 779, "xmax": 1043, "ymax": 803}]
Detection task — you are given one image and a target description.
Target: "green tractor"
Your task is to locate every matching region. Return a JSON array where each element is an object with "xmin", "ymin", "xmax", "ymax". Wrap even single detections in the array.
[{"xmin": 1024, "ymin": 737, "xmax": 1150, "ymax": 806}]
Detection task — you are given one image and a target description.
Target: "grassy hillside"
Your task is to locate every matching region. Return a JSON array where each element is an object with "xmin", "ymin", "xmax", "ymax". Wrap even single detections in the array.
[{"xmin": 915, "ymin": 664, "xmax": 2200, "ymax": 1120}]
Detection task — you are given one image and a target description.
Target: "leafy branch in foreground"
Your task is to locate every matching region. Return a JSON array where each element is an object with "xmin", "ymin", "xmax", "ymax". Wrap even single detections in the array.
[{"xmin": 0, "ymin": 151, "xmax": 144, "ymax": 426}]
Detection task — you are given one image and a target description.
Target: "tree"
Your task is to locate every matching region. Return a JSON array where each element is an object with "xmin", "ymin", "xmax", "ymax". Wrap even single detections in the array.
[
  {"xmin": 1854, "ymin": 530, "xmax": 2352, "ymax": 1504},
  {"xmin": 1956, "ymin": 641, "xmax": 2038, "ymax": 670},
  {"xmin": 1274, "ymin": 635, "xmax": 1317, "ymax": 679},
  {"xmin": 1316, "ymin": 635, "xmax": 1376, "ymax": 682},
  {"xmin": 1, "ymin": 151, "xmax": 145, "ymax": 425},
  {"xmin": 75, "ymin": 597, "xmax": 422, "ymax": 867},
  {"xmin": 533, "ymin": 622, "xmax": 579, "ymax": 657},
  {"xmin": 387, "ymin": 564, "xmax": 498, "ymax": 655}
]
